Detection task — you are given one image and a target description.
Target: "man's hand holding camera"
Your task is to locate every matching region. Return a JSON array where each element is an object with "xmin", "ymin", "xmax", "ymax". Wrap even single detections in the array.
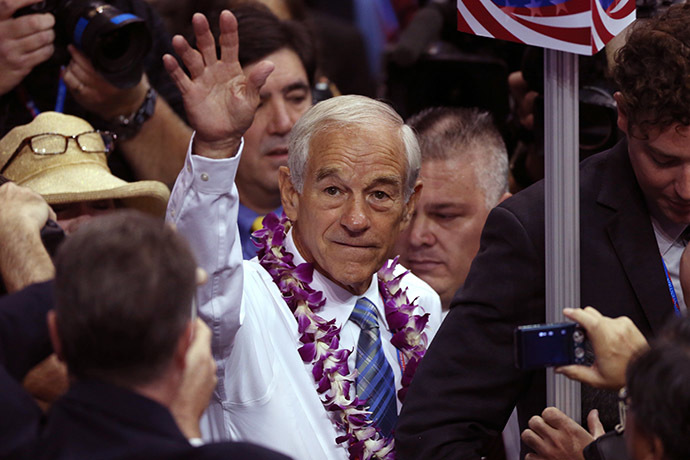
[
  {"xmin": 0, "ymin": 0, "xmax": 55, "ymax": 96},
  {"xmin": 63, "ymin": 44, "xmax": 150, "ymax": 121},
  {"xmin": 556, "ymin": 306, "xmax": 649, "ymax": 390}
]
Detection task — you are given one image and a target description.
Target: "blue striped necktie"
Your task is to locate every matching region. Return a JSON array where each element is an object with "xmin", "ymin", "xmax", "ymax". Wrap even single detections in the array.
[{"xmin": 349, "ymin": 296, "xmax": 397, "ymax": 437}]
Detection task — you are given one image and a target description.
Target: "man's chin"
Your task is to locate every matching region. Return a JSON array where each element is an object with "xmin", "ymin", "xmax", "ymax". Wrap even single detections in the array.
[{"xmin": 662, "ymin": 205, "xmax": 690, "ymax": 225}]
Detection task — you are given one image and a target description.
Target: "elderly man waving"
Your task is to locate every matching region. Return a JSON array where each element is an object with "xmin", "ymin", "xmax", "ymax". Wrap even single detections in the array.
[{"xmin": 163, "ymin": 11, "xmax": 442, "ymax": 460}]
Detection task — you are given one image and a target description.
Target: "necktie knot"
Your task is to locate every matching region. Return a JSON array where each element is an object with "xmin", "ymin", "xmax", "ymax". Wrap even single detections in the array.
[{"xmin": 349, "ymin": 297, "xmax": 380, "ymax": 331}]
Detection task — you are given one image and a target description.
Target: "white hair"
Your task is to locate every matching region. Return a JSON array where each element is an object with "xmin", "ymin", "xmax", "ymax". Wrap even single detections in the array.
[
  {"xmin": 407, "ymin": 106, "xmax": 509, "ymax": 209},
  {"xmin": 288, "ymin": 95, "xmax": 421, "ymax": 201}
]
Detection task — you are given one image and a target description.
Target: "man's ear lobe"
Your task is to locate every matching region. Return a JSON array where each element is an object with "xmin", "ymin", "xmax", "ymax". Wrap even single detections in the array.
[
  {"xmin": 279, "ymin": 166, "xmax": 299, "ymax": 220},
  {"xmin": 175, "ymin": 321, "xmax": 194, "ymax": 370},
  {"xmin": 403, "ymin": 181, "xmax": 423, "ymax": 225},
  {"xmin": 47, "ymin": 311, "xmax": 64, "ymax": 361},
  {"xmin": 614, "ymin": 92, "xmax": 629, "ymax": 135}
]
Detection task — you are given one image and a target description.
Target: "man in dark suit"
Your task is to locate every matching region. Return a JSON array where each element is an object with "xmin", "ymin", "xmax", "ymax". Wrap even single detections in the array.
[
  {"xmin": 0, "ymin": 209, "xmax": 289, "ymax": 460},
  {"xmin": 395, "ymin": 4, "xmax": 690, "ymax": 459}
]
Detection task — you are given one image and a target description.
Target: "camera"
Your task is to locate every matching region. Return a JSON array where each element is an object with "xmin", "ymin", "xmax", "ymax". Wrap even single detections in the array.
[
  {"xmin": 15, "ymin": 0, "xmax": 152, "ymax": 89},
  {"xmin": 514, "ymin": 322, "xmax": 587, "ymax": 370}
]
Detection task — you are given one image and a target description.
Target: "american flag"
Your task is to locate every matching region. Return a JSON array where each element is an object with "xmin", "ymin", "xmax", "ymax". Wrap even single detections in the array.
[{"xmin": 457, "ymin": 0, "xmax": 635, "ymax": 55}]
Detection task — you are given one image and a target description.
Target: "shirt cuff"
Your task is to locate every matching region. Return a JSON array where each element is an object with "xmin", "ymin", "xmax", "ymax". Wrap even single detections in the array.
[
  {"xmin": 183, "ymin": 131, "xmax": 244, "ymax": 193},
  {"xmin": 188, "ymin": 437, "xmax": 204, "ymax": 447}
]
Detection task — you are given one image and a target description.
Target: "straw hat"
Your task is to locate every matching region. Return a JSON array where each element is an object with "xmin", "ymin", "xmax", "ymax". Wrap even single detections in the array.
[{"xmin": 0, "ymin": 112, "xmax": 170, "ymax": 217}]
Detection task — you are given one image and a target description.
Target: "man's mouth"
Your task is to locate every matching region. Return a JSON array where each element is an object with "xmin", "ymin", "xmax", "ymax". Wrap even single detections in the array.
[
  {"xmin": 334, "ymin": 241, "xmax": 377, "ymax": 250},
  {"xmin": 406, "ymin": 257, "xmax": 443, "ymax": 271},
  {"xmin": 266, "ymin": 146, "xmax": 288, "ymax": 157}
]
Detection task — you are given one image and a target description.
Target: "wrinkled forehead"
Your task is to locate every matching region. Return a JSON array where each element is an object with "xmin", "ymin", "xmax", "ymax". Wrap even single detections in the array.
[
  {"xmin": 0, "ymin": 113, "xmax": 94, "ymax": 156},
  {"xmin": 305, "ymin": 122, "xmax": 407, "ymax": 167}
]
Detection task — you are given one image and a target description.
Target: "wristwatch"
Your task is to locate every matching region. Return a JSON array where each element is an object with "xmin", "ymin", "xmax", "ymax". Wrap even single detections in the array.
[{"xmin": 106, "ymin": 87, "xmax": 157, "ymax": 141}]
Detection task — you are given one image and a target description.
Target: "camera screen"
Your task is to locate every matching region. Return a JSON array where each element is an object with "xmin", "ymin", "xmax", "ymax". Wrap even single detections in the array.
[{"xmin": 515, "ymin": 323, "xmax": 576, "ymax": 369}]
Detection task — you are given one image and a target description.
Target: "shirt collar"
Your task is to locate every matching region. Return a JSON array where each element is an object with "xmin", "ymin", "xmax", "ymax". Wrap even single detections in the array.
[{"xmin": 649, "ymin": 213, "xmax": 687, "ymax": 255}]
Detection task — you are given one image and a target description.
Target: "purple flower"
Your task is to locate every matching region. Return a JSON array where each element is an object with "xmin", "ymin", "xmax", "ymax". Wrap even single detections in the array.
[{"xmin": 257, "ymin": 218, "xmax": 431, "ymax": 460}]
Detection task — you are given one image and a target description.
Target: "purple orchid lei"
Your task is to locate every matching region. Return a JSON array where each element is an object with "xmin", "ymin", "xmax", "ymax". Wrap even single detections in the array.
[{"xmin": 253, "ymin": 213, "xmax": 430, "ymax": 460}]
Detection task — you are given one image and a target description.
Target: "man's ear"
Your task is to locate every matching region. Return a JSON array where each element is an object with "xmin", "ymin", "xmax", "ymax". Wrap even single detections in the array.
[
  {"xmin": 279, "ymin": 166, "xmax": 300, "ymax": 221},
  {"xmin": 614, "ymin": 92, "xmax": 629, "ymax": 135},
  {"xmin": 174, "ymin": 321, "xmax": 194, "ymax": 371},
  {"xmin": 401, "ymin": 180, "xmax": 423, "ymax": 228},
  {"xmin": 47, "ymin": 311, "xmax": 64, "ymax": 362}
]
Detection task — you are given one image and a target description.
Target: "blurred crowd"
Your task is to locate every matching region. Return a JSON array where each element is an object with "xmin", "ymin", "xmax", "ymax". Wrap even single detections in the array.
[{"xmin": 1, "ymin": 0, "xmax": 690, "ymax": 460}]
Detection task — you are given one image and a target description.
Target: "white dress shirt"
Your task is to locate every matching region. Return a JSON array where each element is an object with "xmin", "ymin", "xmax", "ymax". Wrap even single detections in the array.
[{"xmin": 166, "ymin": 138, "xmax": 442, "ymax": 460}]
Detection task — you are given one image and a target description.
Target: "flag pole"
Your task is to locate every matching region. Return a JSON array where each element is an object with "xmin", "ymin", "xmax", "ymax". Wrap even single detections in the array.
[{"xmin": 543, "ymin": 48, "xmax": 581, "ymax": 422}]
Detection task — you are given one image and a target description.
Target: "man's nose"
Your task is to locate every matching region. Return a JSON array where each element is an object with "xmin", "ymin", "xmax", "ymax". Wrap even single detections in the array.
[
  {"xmin": 340, "ymin": 196, "xmax": 371, "ymax": 234},
  {"xmin": 676, "ymin": 165, "xmax": 690, "ymax": 200},
  {"xmin": 267, "ymin": 100, "xmax": 294, "ymax": 135},
  {"xmin": 408, "ymin": 213, "xmax": 436, "ymax": 247}
]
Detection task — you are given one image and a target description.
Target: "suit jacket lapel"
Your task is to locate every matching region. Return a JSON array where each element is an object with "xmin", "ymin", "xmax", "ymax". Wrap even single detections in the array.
[{"xmin": 597, "ymin": 140, "xmax": 676, "ymax": 334}]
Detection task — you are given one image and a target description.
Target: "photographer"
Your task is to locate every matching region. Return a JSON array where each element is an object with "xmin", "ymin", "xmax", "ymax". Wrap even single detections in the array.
[{"xmin": 0, "ymin": 0, "xmax": 192, "ymax": 187}]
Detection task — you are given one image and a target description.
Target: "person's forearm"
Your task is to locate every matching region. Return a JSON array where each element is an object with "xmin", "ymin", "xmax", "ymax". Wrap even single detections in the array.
[
  {"xmin": 119, "ymin": 97, "xmax": 193, "ymax": 188},
  {"xmin": 0, "ymin": 229, "xmax": 54, "ymax": 293}
]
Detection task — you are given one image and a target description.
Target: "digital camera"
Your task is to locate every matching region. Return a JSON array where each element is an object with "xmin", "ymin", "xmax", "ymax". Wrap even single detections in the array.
[
  {"xmin": 514, "ymin": 322, "xmax": 587, "ymax": 370},
  {"xmin": 15, "ymin": 0, "xmax": 152, "ymax": 88}
]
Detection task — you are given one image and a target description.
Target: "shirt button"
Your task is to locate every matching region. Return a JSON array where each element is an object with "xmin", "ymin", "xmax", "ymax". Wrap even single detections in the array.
[
  {"xmin": 170, "ymin": 209, "xmax": 176, "ymax": 218},
  {"xmin": 186, "ymin": 163, "xmax": 191, "ymax": 172},
  {"xmin": 200, "ymin": 173, "xmax": 209, "ymax": 182}
]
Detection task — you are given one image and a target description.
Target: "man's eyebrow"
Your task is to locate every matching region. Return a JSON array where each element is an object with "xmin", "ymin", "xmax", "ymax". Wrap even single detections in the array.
[
  {"xmin": 367, "ymin": 176, "xmax": 402, "ymax": 189},
  {"xmin": 282, "ymin": 81, "xmax": 310, "ymax": 94},
  {"xmin": 259, "ymin": 81, "xmax": 309, "ymax": 100},
  {"xmin": 315, "ymin": 167, "xmax": 339, "ymax": 182},
  {"xmin": 646, "ymin": 144, "xmax": 676, "ymax": 159},
  {"xmin": 427, "ymin": 202, "xmax": 465, "ymax": 211}
]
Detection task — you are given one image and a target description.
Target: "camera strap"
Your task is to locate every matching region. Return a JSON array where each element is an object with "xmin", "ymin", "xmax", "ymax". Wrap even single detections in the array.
[
  {"xmin": 18, "ymin": 68, "xmax": 67, "ymax": 117},
  {"xmin": 661, "ymin": 256, "xmax": 682, "ymax": 317}
]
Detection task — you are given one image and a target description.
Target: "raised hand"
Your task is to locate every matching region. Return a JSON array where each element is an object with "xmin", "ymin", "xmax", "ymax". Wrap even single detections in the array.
[
  {"xmin": 0, "ymin": 0, "xmax": 55, "ymax": 96},
  {"xmin": 162, "ymin": 10, "xmax": 274, "ymax": 159}
]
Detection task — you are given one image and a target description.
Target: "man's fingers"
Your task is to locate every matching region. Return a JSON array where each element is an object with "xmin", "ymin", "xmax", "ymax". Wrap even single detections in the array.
[
  {"xmin": 66, "ymin": 44, "xmax": 93, "ymax": 70},
  {"xmin": 192, "ymin": 12, "xmax": 217, "ymax": 66},
  {"xmin": 196, "ymin": 267, "xmax": 208, "ymax": 286},
  {"xmin": 9, "ymin": 25, "xmax": 53, "ymax": 53},
  {"xmin": 527, "ymin": 414, "xmax": 558, "ymax": 439},
  {"xmin": 246, "ymin": 60, "xmax": 274, "ymax": 94},
  {"xmin": 171, "ymin": 34, "xmax": 205, "ymax": 80},
  {"xmin": 10, "ymin": 40, "xmax": 53, "ymax": 71},
  {"xmin": 563, "ymin": 306, "xmax": 601, "ymax": 330},
  {"xmin": 587, "ymin": 409, "xmax": 605, "ymax": 438},
  {"xmin": 218, "ymin": 9, "xmax": 239, "ymax": 64},
  {"xmin": 521, "ymin": 428, "xmax": 540, "ymax": 447},
  {"xmin": 163, "ymin": 53, "xmax": 192, "ymax": 95},
  {"xmin": 192, "ymin": 318, "xmax": 211, "ymax": 346},
  {"xmin": 555, "ymin": 364, "xmax": 604, "ymax": 387},
  {"xmin": 0, "ymin": 0, "xmax": 47, "ymax": 20}
]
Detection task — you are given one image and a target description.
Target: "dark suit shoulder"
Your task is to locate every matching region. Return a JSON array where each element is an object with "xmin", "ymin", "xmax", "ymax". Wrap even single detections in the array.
[{"xmin": 194, "ymin": 441, "xmax": 292, "ymax": 460}]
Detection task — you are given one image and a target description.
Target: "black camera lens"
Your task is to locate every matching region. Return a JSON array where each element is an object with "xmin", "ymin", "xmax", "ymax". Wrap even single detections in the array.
[
  {"xmin": 573, "ymin": 329, "xmax": 585, "ymax": 344},
  {"xmin": 14, "ymin": 1, "xmax": 152, "ymax": 88},
  {"xmin": 61, "ymin": 1, "xmax": 152, "ymax": 88}
]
